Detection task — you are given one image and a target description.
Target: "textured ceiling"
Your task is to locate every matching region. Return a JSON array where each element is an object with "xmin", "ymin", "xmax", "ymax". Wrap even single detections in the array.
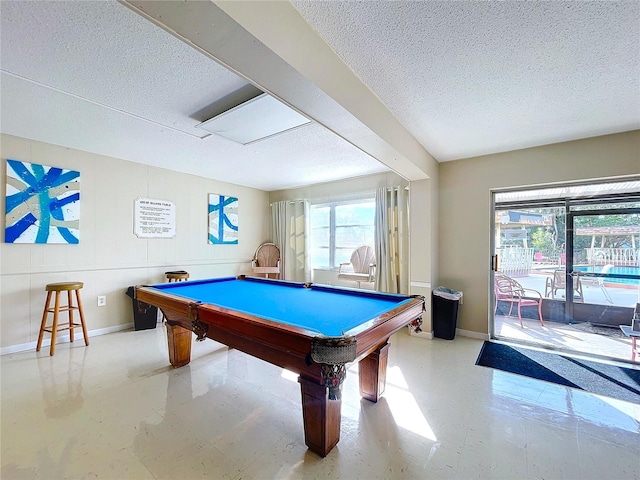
[
  {"xmin": 291, "ymin": 0, "xmax": 640, "ymax": 161},
  {"xmin": 1, "ymin": 1, "xmax": 638, "ymax": 191},
  {"xmin": 1, "ymin": 0, "xmax": 245, "ymax": 138}
]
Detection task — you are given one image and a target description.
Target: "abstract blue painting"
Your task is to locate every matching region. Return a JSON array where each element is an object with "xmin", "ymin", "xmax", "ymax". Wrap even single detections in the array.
[
  {"xmin": 208, "ymin": 194, "xmax": 238, "ymax": 244},
  {"xmin": 5, "ymin": 159, "xmax": 80, "ymax": 244}
]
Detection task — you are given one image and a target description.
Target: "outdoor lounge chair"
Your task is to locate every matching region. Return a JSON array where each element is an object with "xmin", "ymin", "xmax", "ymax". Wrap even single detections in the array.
[
  {"xmin": 545, "ymin": 270, "xmax": 584, "ymax": 302},
  {"xmin": 580, "ymin": 264, "xmax": 614, "ymax": 304},
  {"xmin": 494, "ymin": 272, "xmax": 544, "ymax": 327},
  {"xmin": 338, "ymin": 245, "xmax": 376, "ymax": 288}
]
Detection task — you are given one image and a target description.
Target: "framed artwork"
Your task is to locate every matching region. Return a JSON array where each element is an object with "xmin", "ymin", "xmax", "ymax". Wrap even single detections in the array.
[
  {"xmin": 5, "ymin": 159, "xmax": 80, "ymax": 244},
  {"xmin": 208, "ymin": 194, "xmax": 238, "ymax": 244}
]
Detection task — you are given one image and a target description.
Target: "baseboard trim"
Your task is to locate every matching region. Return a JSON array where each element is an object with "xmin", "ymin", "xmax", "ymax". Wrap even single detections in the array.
[
  {"xmin": 456, "ymin": 328, "xmax": 490, "ymax": 340},
  {"xmin": 406, "ymin": 326, "xmax": 434, "ymax": 339},
  {"xmin": 405, "ymin": 326, "xmax": 489, "ymax": 341},
  {"xmin": 0, "ymin": 323, "xmax": 134, "ymax": 356}
]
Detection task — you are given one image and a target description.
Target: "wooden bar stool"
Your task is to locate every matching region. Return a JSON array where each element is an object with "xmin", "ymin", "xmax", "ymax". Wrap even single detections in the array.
[
  {"xmin": 37, "ymin": 282, "xmax": 89, "ymax": 356},
  {"xmin": 165, "ymin": 271, "xmax": 189, "ymax": 282}
]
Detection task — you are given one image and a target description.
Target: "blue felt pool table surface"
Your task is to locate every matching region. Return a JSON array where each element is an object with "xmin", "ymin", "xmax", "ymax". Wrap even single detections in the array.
[{"xmin": 150, "ymin": 276, "xmax": 414, "ymax": 337}]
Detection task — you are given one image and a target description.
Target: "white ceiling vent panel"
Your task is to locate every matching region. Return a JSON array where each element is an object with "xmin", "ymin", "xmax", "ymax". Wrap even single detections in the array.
[{"xmin": 196, "ymin": 93, "xmax": 312, "ymax": 145}]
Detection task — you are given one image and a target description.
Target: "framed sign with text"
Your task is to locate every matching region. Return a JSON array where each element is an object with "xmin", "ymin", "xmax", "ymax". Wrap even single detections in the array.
[{"xmin": 134, "ymin": 198, "xmax": 175, "ymax": 238}]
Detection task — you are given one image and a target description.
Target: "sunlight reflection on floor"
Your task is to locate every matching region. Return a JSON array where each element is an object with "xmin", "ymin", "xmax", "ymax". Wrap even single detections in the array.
[
  {"xmin": 492, "ymin": 371, "xmax": 640, "ymax": 433},
  {"xmin": 385, "ymin": 365, "xmax": 437, "ymax": 441},
  {"xmin": 280, "ymin": 364, "xmax": 437, "ymax": 440}
]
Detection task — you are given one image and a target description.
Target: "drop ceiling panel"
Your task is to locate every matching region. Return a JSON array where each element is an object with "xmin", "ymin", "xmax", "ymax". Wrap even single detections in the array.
[{"xmin": 197, "ymin": 93, "xmax": 312, "ymax": 144}]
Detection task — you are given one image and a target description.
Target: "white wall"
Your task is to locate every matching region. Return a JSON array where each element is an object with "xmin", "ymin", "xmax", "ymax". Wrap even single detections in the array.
[
  {"xmin": 439, "ymin": 130, "xmax": 640, "ymax": 337},
  {"xmin": 0, "ymin": 134, "xmax": 270, "ymax": 352}
]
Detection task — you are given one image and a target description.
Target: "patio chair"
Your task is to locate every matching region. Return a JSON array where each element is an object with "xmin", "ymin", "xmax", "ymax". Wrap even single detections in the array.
[
  {"xmin": 580, "ymin": 264, "xmax": 614, "ymax": 304},
  {"xmin": 544, "ymin": 270, "xmax": 584, "ymax": 302},
  {"xmin": 494, "ymin": 272, "xmax": 544, "ymax": 327},
  {"xmin": 338, "ymin": 245, "xmax": 376, "ymax": 288},
  {"xmin": 251, "ymin": 242, "xmax": 280, "ymax": 279}
]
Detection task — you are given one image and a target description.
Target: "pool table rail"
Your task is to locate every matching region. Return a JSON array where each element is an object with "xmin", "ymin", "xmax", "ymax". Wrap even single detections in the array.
[{"xmin": 135, "ymin": 283, "xmax": 424, "ymax": 375}]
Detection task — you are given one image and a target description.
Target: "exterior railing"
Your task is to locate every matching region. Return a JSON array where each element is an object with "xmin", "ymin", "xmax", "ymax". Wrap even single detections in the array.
[
  {"xmin": 534, "ymin": 247, "xmax": 565, "ymax": 266},
  {"xmin": 497, "ymin": 247, "xmax": 534, "ymax": 277},
  {"xmin": 585, "ymin": 248, "xmax": 640, "ymax": 266}
]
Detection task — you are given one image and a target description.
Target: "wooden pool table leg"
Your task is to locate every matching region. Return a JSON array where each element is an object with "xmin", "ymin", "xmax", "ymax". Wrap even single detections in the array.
[
  {"xmin": 358, "ymin": 342, "xmax": 390, "ymax": 402},
  {"xmin": 165, "ymin": 322, "xmax": 192, "ymax": 367},
  {"xmin": 298, "ymin": 375, "xmax": 341, "ymax": 457}
]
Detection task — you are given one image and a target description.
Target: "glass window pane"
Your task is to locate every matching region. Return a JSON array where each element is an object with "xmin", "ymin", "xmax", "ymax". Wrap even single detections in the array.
[
  {"xmin": 335, "ymin": 202, "xmax": 375, "ymax": 226},
  {"xmin": 310, "ymin": 226, "xmax": 330, "ymax": 247},
  {"xmin": 495, "ymin": 207, "xmax": 566, "ymax": 272},
  {"xmin": 310, "ymin": 206, "xmax": 330, "ymax": 227},
  {"xmin": 571, "ymin": 201, "xmax": 640, "ymax": 211},
  {"xmin": 310, "ymin": 247, "xmax": 329, "ymax": 268},
  {"xmin": 573, "ymin": 212, "xmax": 640, "ymax": 266},
  {"xmin": 335, "ymin": 226, "xmax": 374, "ymax": 248},
  {"xmin": 335, "ymin": 247, "xmax": 353, "ymax": 266},
  {"xmin": 310, "ymin": 198, "xmax": 374, "ymax": 269}
]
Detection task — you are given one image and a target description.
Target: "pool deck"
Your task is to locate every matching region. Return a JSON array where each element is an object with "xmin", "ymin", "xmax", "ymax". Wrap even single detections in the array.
[
  {"xmin": 516, "ymin": 269, "xmax": 639, "ymax": 308},
  {"xmin": 494, "ymin": 314, "xmax": 638, "ymax": 364},
  {"xmin": 495, "ymin": 268, "xmax": 639, "ymax": 364}
]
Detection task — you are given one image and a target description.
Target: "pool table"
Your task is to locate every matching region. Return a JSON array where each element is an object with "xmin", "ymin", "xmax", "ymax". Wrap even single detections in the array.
[{"xmin": 134, "ymin": 275, "xmax": 424, "ymax": 456}]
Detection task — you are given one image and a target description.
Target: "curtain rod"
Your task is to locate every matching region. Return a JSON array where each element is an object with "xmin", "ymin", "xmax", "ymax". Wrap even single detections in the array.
[
  {"xmin": 269, "ymin": 200, "xmax": 306, "ymax": 206},
  {"xmin": 269, "ymin": 186, "xmax": 409, "ymax": 207}
]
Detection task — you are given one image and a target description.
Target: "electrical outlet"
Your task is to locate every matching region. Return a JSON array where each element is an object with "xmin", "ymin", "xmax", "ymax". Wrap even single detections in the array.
[{"xmin": 97, "ymin": 295, "xmax": 107, "ymax": 307}]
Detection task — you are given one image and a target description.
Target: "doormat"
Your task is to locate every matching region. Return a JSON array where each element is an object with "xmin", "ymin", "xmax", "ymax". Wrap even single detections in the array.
[{"xmin": 475, "ymin": 341, "xmax": 640, "ymax": 404}]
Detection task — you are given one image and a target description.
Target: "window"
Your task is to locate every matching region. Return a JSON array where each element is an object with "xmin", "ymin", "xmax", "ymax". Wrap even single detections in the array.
[{"xmin": 310, "ymin": 199, "xmax": 375, "ymax": 269}]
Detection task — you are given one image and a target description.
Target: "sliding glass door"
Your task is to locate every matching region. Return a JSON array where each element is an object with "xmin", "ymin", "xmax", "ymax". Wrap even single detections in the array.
[
  {"xmin": 569, "ymin": 208, "xmax": 640, "ymax": 315},
  {"xmin": 492, "ymin": 180, "xmax": 640, "ymax": 363}
]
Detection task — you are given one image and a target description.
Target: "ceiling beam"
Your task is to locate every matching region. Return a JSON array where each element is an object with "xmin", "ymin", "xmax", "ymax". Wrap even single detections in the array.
[{"xmin": 121, "ymin": 0, "xmax": 436, "ymax": 180}]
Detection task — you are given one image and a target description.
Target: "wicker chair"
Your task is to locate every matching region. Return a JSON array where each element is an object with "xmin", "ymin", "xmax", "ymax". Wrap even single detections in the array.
[{"xmin": 251, "ymin": 243, "xmax": 280, "ymax": 279}]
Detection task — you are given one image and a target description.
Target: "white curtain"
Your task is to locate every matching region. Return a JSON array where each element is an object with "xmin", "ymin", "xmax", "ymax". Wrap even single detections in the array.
[
  {"xmin": 374, "ymin": 186, "xmax": 410, "ymax": 293},
  {"xmin": 271, "ymin": 200, "xmax": 310, "ymax": 282}
]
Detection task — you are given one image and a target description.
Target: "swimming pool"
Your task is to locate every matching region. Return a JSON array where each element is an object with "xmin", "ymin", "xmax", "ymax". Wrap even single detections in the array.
[{"xmin": 575, "ymin": 265, "xmax": 640, "ymax": 286}]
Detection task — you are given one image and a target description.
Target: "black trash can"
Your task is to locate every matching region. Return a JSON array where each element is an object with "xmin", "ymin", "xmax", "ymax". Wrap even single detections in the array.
[
  {"xmin": 432, "ymin": 286, "xmax": 463, "ymax": 340},
  {"xmin": 125, "ymin": 286, "xmax": 158, "ymax": 331}
]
